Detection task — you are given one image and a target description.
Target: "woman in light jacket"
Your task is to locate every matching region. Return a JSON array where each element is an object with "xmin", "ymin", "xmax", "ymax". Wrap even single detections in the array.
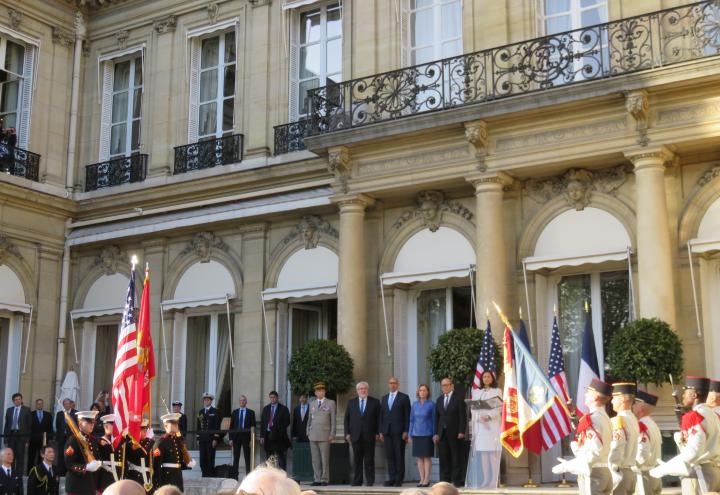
[
  {"xmin": 466, "ymin": 370, "xmax": 503, "ymax": 488},
  {"xmin": 408, "ymin": 383, "xmax": 435, "ymax": 487}
]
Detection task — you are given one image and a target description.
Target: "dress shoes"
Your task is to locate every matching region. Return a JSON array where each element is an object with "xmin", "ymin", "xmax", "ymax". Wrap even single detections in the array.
[
  {"xmin": 394, "ymin": 481, "xmax": 403, "ymax": 487},
  {"xmin": 311, "ymin": 481, "xmax": 322, "ymax": 486},
  {"xmin": 383, "ymin": 481, "xmax": 394, "ymax": 487}
]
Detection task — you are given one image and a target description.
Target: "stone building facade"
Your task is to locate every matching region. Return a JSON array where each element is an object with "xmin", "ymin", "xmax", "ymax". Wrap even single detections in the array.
[{"xmin": 1, "ymin": 0, "xmax": 720, "ymax": 482}]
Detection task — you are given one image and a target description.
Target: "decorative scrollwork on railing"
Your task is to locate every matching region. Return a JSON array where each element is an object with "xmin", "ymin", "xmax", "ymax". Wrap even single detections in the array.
[
  {"xmin": 308, "ymin": 0, "xmax": 720, "ymax": 136},
  {"xmin": 273, "ymin": 120, "xmax": 309, "ymax": 155},
  {"xmin": 85, "ymin": 154, "xmax": 148, "ymax": 192},
  {"xmin": 173, "ymin": 134, "xmax": 244, "ymax": 174},
  {"xmin": 0, "ymin": 142, "xmax": 40, "ymax": 182}
]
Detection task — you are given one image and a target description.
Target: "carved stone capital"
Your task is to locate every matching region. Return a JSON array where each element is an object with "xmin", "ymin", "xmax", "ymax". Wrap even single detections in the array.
[
  {"xmin": 8, "ymin": 8, "xmax": 23, "ymax": 29},
  {"xmin": 524, "ymin": 166, "xmax": 628, "ymax": 211},
  {"xmin": 467, "ymin": 172, "xmax": 513, "ymax": 193},
  {"xmin": 625, "ymin": 146, "xmax": 674, "ymax": 170},
  {"xmin": 625, "ymin": 90, "xmax": 649, "ymax": 146},
  {"xmin": 334, "ymin": 193, "xmax": 375, "ymax": 212},
  {"xmin": 180, "ymin": 232, "xmax": 229, "ymax": 262},
  {"xmin": 247, "ymin": 0, "xmax": 271, "ymax": 6},
  {"xmin": 93, "ymin": 245, "xmax": 125, "ymax": 275},
  {"xmin": 207, "ymin": 2, "xmax": 220, "ymax": 24},
  {"xmin": 392, "ymin": 190, "xmax": 474, "ymax": 232},
  {"xmin": 280, "ymin": 215, "xmax": 338, "ymax": 250},
  {"xmin": 464, "ymin": 120, "xmax": 489, "ymax": 170},
  {"xmin": 52, "ymin": 26, "xmax": 75, "ymax": 47},
  {"xmin": 698, "ymin": 164, "xmax": 720, "ymax": 187},
  {"xmin": 115, "ymin": 30, "xmax": 129, "ymax": 49},
  {"xmin": 153, "ymin": 15, "xmax": 177, "ymax": 34},
  {"xmin": 328, "ymin": 146, "xmax": 352, "ymax": 193},
  {"xmin": 74, "ymin": 11, "xmax": 87, "ymax": 40},
  {"xmin": 0, "ymin": 235, "xmax": 22, "ymax": 265}
]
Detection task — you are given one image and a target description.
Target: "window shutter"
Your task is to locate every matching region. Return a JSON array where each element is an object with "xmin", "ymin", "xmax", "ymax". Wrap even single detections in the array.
[
  {"xmin": 98, "ymin": 61, "xmax": 114, "ymax": 161},
  {"xmin": 187, "ymin": 38, "xmax": 201, "ymax": 143},
  {"xmin": 17, "ymin": 44, "xmax": 35, "ymax": 150},
  {"xmin": 399, "ymin": 0, "xmax": 411, "ymax": 67},
  {"xmin": 288, "ymin": 10, "xmax": 300, "ymax": 122}
]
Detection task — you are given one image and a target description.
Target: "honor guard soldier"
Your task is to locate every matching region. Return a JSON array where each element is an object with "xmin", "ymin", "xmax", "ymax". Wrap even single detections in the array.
[
  {"xmin": 650, "ymin": 376, "xmax": 720, "ymax": 494},
  {"xmin": 171, "ymin": 402, "xmax": 187, "ymax": 438},
  {"xmin": 633, "ymin": 389, "xmax": 662, "ymax": 495},
  {"xmin": 553, "ymin": 378, "xmax": 613, "ymax": 495},
  {"xmin": 97, "ymin": 414, "xmax": 124, "ymax": 492},
  {"xmin": 64, "ymin": 410, "xmax": 102, "ymax": 495},
  {"xmin": 125, "ymin": 419, "xmax": 154, "ymax": 493},
  {"xmin": 27, "ymin": 444, "xmax": 60, "ymax": 495},
  {"xmin": 153, "ymin": 412, "xmax": 196, "ymax": 492},
  {"xmin": 608, "ymin": 382, "xmax": 639, "ymax": 495},
  {"xmin": 707, "ymin": 380, "xmax": 720, "ymax": 417},
  {"xmin": 197, "ymin": 392, "xmax": 222, "ymax": 477}
]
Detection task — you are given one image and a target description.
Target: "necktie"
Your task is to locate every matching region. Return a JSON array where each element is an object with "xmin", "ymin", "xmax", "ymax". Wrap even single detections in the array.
[
  {"xmin": 240, "ymin": 409, "xmax": 245, "ymax": 428},
  {"xmin": 37, "ymin": 411, "xmax": 41, "ymax": 422},
  {"xmin": 318, "ymin": 400, "xmax": 322, "ymax": 409},
  {"xmin": 444, "ymin": 394, "xmax": 449, "ymax": 409},
  {"xmin": 48, "ymin": 467, "xmax": 53, "ymax": 478},
  {"xmin": 12, "ymin": 407, "xmax": 19, "ymax": 429},
  {"xmin": 269, "ymin": 405, "xmax": 275, "ymax": 428},
  {"xmin": 6, "ymin": 468, "xmax": 11, "ymax": 477},
  {"xmin": 388, "ymin": 393, "xmax": 395, "ymax": 410},
  {"xmin": 300, "ymin": 406, "xmax": 306, "ymax": 421},
  {"xmin": 360, "ymin": 399, "xmax": 365, "ymax": 416}
]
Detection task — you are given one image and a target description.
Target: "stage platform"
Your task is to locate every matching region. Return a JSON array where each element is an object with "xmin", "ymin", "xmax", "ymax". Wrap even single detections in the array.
[{"xmin": 301, "ymin": 485, "xmax": 683, "ymax": 495}]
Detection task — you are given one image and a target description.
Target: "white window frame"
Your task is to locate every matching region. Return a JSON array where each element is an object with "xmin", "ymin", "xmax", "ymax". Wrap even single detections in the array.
[
  {"xmin": 198, "ymin": 32, "xmax": 236, "ymax": 140},
  {"xmin": 289, "ymin": 1, "xmax": 342, "ymax": 121},
  {"xmin": 407, "ymin": 0, "xmax": 463, "ymax": 65},
  {"xmin": 108, "ymin": 56, "xmax": 143, "ymax": 159},
  {"xmin": 0, "ymin": 33, "xmax": 37, "ymax": 150},
  {"xmin": 542, "ymin": 0, "xmax": 608, "ymax": 35}
]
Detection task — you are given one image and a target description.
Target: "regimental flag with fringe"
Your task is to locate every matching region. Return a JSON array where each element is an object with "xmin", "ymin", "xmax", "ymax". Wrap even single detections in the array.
[
  {"xmin": 500, "ymin": 324, "xmax": 572, "ymax": 457},
  {"xmin": 135, "ymin": 266, "xmax": 156, "ymax": 426}
]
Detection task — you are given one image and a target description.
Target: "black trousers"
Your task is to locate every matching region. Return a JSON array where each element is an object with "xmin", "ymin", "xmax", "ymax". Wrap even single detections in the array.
[
  {"xmin": 351, "ymin": 439, "xmax": 376, "ymax": 486},
  {"xmin": 6, "ymin": 433, "xmax": 27, "ymax": 474},
  {"xmin": 231, "ymin": 436, "xmax": 252, "ymax": 478},
  {"xmin": 199, "ymin": 439, "xmax": 216, "ymax": 477},
  {"xmin": 384, "ymin": 433, "xmax": 406, "ymax": 483},
  {"xmin": 28, "ymin": 438, "xmax": 43, "ymax": 473},
  {"xmin": 438, "ymin": 433, "xmax": 464, "ymax": 486}
]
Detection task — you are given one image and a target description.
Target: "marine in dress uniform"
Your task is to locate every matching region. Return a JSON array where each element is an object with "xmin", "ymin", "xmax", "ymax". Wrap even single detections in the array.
[
  {"xmin": 153, "ymin": 413, "xmax": 196, "ymax": 492},
  {"xmin": 96, "ymin": 414, "xmax": 124, "ymax": 493},
  {"xmin": 124, "ymin": 419, "xmax": 154, "ymax": 493},
  {"xmin": 64, "ymin": 410, "xmax": 102, "ymax": 495},
  {"xmin": 307, "ymin": 381, "xmax": 336, "ymax": 487},
  {"xmin": 633, "ymin": 389, "xmax": 662, "ymax": 495},
  {"xmin": 608, "ymin": 383, "xmax": 640, "ymax": 495},
  {"xmin": 707, "ymin": 380, "xmax": 720, "ymax": 418},
  {"xmin": 27, "ymin": 444, "xmax": 60, "ymax": 495},
  {"xmin": 196, "ymin": 392, "xmax": 222, "ymax": 477},
  {"xmin": 650, "ymin": 376, "xmax": 720, "ymax": 494},
  {"xmin": 553, "ymin": 378, "xmax": 613, "ymax": 495}
]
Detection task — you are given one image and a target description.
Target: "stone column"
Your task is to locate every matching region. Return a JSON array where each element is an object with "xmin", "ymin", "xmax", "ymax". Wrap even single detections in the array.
[
  {"xmin": 335, "ymin": 194, "xmax": 374, "ymax": 381},
  {"xmin": 468, "ymin": 173, "xmax": 511, "ymax": 335},
  {"xmin": 625, "ymin": 147, "xmax": 677, "ymax": 328}
]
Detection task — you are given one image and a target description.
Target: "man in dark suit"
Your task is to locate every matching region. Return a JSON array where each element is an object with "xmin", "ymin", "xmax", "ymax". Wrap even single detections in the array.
[
  {"xmin": 433, "ymin": 377, "xmax": 467, "ymax": 487},
  {"xmin": 260, "ymin": 391, "xmax": 291, "ymax": 470},
  {"xmin": 344, "ymin": 381, "xmax": 381, "ymax": 487},
  {"xmin": 28, "ymin": 398, "xmax": 53, "ymax": 471},
  {"xmin": 171, "ymin": 401, "xmax": 188, "ymax": 437},
  {"xmin": 229, "ymin": 395, "xmax": 256, "ymax": 479},
  {"xmin": 3, "ymin": 393, "xmax": 31, "ymax": 474},
  {"xmin": 197, "ymin": 392, "xmax": 222, "ymax": 477},
  {"xmin": 53, "ymin": 398, "xmax": 76, "ymax": 476},
  {"xmin": 0, "ymin": 447, "xmax": 22, "ymax": 495},
  {"xmin": 379, "ymin": 376, "xmax": 411, "ymax": 487},
  {"xmin": 291, "ymin": 394, "xmax": 309, "ymax": 443},
  {"xmin": 27, "ymin": 444, "xmax": 59, "ymax": 495}
]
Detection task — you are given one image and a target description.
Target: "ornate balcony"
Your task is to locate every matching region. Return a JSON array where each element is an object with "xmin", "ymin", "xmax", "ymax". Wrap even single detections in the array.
[
  {"xmin": 173, "ymin": 134, "xmax": 244, "ymax": 174},
  {"xmin": 85, "ymin": 154, "xmax": 148, "ymax": 192},
  {"xmin": 308, "ymin": 0, "xmax": 720, "ymax": 135},
  {"xmin": 0, "ymin": 143, "xmax": 40, "ymax": 182},
  {"xmin": 273, "ymin": 119, "xmax": 309, "ymax": 155}
]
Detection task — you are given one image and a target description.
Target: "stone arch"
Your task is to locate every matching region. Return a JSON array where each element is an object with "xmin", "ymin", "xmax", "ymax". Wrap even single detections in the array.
[
  {"xmin": 163, "ymin": 248, "xmax": 243, "ymax": 302},
  {"xmin": 0, "ymin": 256, "xmax": 35, "ymax": 309},
  {"xmin": 72, "ymin": 263, "xmax": 132, "ymax": 312},
  {"xmin": 679, "ymin": 168, "xmax": 720, "ymax": 246},
  {"xmin": 265, "ymin": 235, "xmax": 339, "ymax": 290}
]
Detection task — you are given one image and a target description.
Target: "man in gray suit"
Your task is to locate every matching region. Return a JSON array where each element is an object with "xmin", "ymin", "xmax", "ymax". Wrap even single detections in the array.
[{"xmin": 307, "ymin": 381, "xmax": 336, "ymax": 487}]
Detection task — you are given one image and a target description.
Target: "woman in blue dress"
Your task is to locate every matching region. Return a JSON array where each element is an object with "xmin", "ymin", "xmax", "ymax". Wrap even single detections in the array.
[{"xmin": 408, "ymin": 383, "xmax": 435, "ymax": 487}]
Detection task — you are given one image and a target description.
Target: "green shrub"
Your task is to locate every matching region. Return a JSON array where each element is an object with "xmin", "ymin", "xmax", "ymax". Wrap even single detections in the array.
[
  {"xmin": 287, "ymin": 339, "xmax": 354, "ymax": 396},
  {"xmin": 428, "ymin": 327, "xmax": 500, "ymax": 390}
]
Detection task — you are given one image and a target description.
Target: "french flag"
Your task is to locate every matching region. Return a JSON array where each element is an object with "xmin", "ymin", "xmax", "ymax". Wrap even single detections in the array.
[{"xmin": 574, "ymin": 306, "xmax": 600, "ymax": 416}]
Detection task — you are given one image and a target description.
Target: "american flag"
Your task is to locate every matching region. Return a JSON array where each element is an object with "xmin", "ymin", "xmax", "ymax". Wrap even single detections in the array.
[
  {"xmin": 112, "ymin": 266, "xmax": 141, "ymax": 446},
  {"xmin": 541, "ymin": 316, "xmax": 573, "ymax": 449},
  {"xmin": 472, "ymin": 320, "xmax": 497, "ymax": 389}
]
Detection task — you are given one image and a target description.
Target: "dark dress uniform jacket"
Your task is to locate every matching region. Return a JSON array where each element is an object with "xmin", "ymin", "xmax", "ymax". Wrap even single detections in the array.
[
  {"xmin": 97, "ymin": 436, "xmax": 124, "ymax": 492},
  {"xmin": 152, "ymin": 433, "xmax": 189, "ymax": 492},
  {"xmin": 196, "ymin": 407, "xmax": 222, "ymax": 442},
  {"xmin": 27, "ymin": 463, "xmax": 60, "ymax": 495},
  {"xmin": 0, "ymin": 466, "xmax": 22, "ymax": 495},
  {"xmin": 124, "ymin": 437, "xmax": 154, "ymax": 493},
  {"xmin": 64, "ymin": 432, "xmax": 100, "ymax": 495}
]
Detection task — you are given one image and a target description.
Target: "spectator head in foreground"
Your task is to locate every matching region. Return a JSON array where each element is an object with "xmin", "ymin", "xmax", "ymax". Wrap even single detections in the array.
[
  {"xmin": 103, "ymin": 480, "xmax": 147, "ymax": 495},
  {"xmin": 429, "ymin": 481, "xmax": 459, "ymax": 495},
  {"xmin": 237, "ymin": 465, "xmax": 301, "ymax": 495},
  {"xmin": 155, "ymin": 485, "xmax": 183, "ymax": 495}
]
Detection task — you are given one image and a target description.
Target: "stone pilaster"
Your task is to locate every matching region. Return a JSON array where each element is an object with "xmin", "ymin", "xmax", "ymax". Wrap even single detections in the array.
[{"xmin": 625, "ymin": 146, "xmax": 676, "ymax": 328}]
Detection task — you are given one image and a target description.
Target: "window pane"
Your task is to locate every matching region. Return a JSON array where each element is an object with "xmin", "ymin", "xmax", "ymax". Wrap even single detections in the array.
[
  {"xmin": 298, "ymin": 78, "xmax": 319, "ymax": 115},
  {"xmin": 113, "ymin": 61, "xmax": 130, "ymax": 91},
  {"xmin": 111, "ymin": 92, "xmax": 128, "ymax": 124},
  {"xmin": 300, "ymin": 10, "xmax": 321, "ymax": 44},
  {"xmin": 441, "ymin": 2, "xmax": 462, "ymax": 40},
  {"xmin": 223, "ymin": 66, "xmax": 235, "ymax": 97},
  {"xmin": 601, "ymin": 271, "xmax": 630, "ymax": 378},
  {"xmin": 110, "ymin": 123, "xmax": 127, "ymax": 156},
  {"xmin": 300, "ymin": 44, "xmax": 321, "ymax": 80},
  {"xmin": 581, "ymin": 0, "xmax": 604, "ymax": 7},
  {"xmin": 411, "ymin": 46, "xmax": 434, "ymax": 65},
  {"xmin": 201, "ymin": 37, "xmax": 219, "ymax": 69},
  {"xmin": 0, "ymin": 80, "xmax": 20, "ymax": 112},
  {"xmin": 546, "ymin": 0, "xmax": 570, "ymax": 15},
  {"xmin": 327, "ymin": 73, "xmax": 342, "ymax": 83},
  {"xmin": 199, "ymin": 102, "xmax": 217, "ymax": 136},
  {"xmin": 327, "ymin": 6, "xmax": 342, "ymax": 38},
  {"xmin": 134, "ymin": 58, "xmax": 143, "ymax": 86},
  {"xmin": 4, "ymin": 41, "xmax": 25, "ymax": 75},
  {"xmin": 326, "ymin": 39, "xmax": 342, "ymax": 75},
  {"xmin": 451, "ymin": 286, "xmax": 476, "ymax": 330},
  {"xmin": 411, "ymin": 9, "xmax": 434, "ymax": 48},
  {"xmin": 417, "ymin": 289, "xmax": 447, "ymax": 399},
  {"xmin": 412, "ymin": 0, "xmax": 433, "ymax": 8},
  {"xmin": 131, "ymin": 119, "xmax": 141, "ymax": 151},
  {"xmin": 222, "ymin": 98, "xmax": 234, "ymax": 131},
  {"xmin": 442, "ymin": 39, "xmax": 462, "ymax": 58},
  {"xmin": 225, "ymin": 32, "xmax": 236, "ymax": 63},
  {"xmin": 558, "ymin": 274, "xmax": 591, "ymax": 399},
  {"xmin": 200, "ymin": 69, "xmax": 218, "ymax": 102},
  {"xmin": 582, "ymin": 7, "xmax": 606, "ymax": 27},
  {"xmin": 132, "ymin": 89, "xmax": 142, "ymax": 119},
  {"xmin": 546, "ymin": 15, "xmax": 571, "ymax": 34},
  {"xmin": 0, "ymin": 112, "xmax": 17, "ymax": 128}
]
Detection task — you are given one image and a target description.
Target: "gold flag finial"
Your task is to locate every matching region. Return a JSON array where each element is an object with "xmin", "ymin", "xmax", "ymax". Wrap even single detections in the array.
[
  {"xmin": 492, "ymin": 301, "xmax": 513, "ymax": 329},
  {"xmin": 553, "ymin": 304, "xmax": 557, "ymax": 316},
  {"xmin": 584, "ymin": 300, "xmax": 590, "ymax": 313},
  {"xmin": 519, "ymin": 306, "xmax": 523, "ymax": 319}
]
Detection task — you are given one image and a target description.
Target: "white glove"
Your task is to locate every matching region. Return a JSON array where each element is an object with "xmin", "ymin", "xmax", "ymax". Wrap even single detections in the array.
[
  {"xmin": 187, "ymin": 459, "xmax": 196, "ymax": 468},
  {"xmin": 85, "ymin": 460, "xmax": 101, "ymax": 472},
  {"xmin": 610, "ymin": 465, "xmax": 623, "ymax": 491},
  {"xmin": 649, "ymin": 457, "xmax": 690, "ymax": 478},
  {"xmin": 552, "ymin": 457, "xmax": 591, "ymax": 477},
  {"xmin": 673, "ymin": 431, "xmax": 683, "ymax": 448},
  {"xmin": 570, "ymin": 440, "xmax": 579, "ymax": 456}
]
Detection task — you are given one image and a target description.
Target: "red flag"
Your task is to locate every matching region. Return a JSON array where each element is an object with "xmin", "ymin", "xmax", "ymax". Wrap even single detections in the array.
[{"xmin": 135, "ymin": 267, "xmax": 156, "ymax": 423}]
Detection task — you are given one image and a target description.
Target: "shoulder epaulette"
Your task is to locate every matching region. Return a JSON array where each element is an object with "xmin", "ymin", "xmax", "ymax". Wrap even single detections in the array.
[
  {"xmin": 611, "ymin": 415, "xmax": 625, "ymax": 430},
  {"xmin": 681, "ymin": 410, "xmax": 705, "ymax": 431}
]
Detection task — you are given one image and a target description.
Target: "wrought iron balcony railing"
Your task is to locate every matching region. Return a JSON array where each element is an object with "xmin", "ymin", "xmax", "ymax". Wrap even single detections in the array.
[
  {"xmin": 274, "ymin": 119, "xmax": 309, "ymax": 154},
  {"xmin": 173, "ymin": 134, "xmax": 244, "ymax": 174},
  {"xmin": 308, "ymin": 0, "xmax": 720, "ymax": 135},
  {"xmin": 85, "ymin": 154, "xmax": 148, "ymax": 192},
  {"xmin": 0, "ymin": 142, "xmax": 40, "ymax": 181}
]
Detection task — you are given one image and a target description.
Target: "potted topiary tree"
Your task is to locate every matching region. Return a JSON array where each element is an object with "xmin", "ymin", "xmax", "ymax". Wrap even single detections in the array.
[
  {"xmin": 428, "ymin": 327, "xmax": 501, "ymax": 391},
  {"xmin": 287, "ymin": 339, "xmax": 354, "ymax": 484}
]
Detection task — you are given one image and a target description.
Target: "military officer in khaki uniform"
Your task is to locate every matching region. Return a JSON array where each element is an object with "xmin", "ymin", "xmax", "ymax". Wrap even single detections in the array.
[
  {"xmin": 307, "ymin": 381, "xmax": 336, "ymax": 487},
  {"xmin": 553, "ymin": 378, "xmax": 613, "ymax": 495},
  {"xmin": 633, "ymin": 389, "xmax": 663, "ymax": 495},
  {"xmin": 608, "ymin": 383, "xmax": 639, "ymax": 495}
]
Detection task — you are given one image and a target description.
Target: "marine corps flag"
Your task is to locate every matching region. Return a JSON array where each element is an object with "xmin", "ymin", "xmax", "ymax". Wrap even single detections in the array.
[
  {"xmin": 499, "ymin": 312, "xmax": 572, "ymax": 457},
  {"xmin": 134, "ymin": 265, "xmax": 156, "ymax": 424}
]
